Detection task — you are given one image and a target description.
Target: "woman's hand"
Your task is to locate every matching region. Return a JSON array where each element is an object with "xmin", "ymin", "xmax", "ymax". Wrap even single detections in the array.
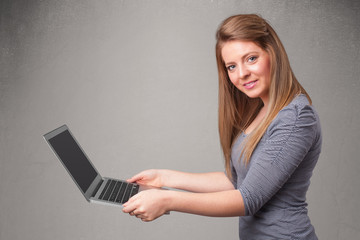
[
  {"xmin": 122, "ymin": 189, "xmax": 170, "ymax": 222},
  {"xmin": 127, "ymin": 169, "xmax": 164, "ymax": 188}
]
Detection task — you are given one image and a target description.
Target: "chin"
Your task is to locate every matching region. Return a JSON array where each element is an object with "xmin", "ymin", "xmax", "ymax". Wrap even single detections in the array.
[{"xmin": 244, "ymin": 93, "xmax": 261, "ymax": 99}]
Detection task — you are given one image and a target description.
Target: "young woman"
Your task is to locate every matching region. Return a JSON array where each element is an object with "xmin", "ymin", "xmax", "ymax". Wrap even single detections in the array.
[{"xmin": 123, "ymin": 14, "xmax": 321, "ymax": 239}]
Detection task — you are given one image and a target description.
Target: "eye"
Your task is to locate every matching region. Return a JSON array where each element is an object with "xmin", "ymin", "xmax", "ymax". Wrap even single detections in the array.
[
  {"xmin": 226, "ymin": 65, "xmax": 236, "ymax": 72},
  {"xmin": 247, "ymin": 56, "xmax": 258, "ymax": 63}
]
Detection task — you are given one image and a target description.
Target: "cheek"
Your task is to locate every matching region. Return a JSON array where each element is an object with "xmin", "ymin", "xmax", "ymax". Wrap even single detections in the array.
[
  {"xmin": 227, "ymin": 74, "xmax": 244, "ymax": 92},
  {"xmin": 227, "ymin": 72, "xmax": 238, "ymax": 85},
  {"xmin": 261, "ymin": 67, "xmax": 270, "ymax": 82},
  {"xmin": 262, "ymin": 58, "xmax": 271, "ymax": 79},
  {"xmin": 228, "ymin": 76, "xmax": 239, "ymax": 88},
  {"xmin": 255, "ymin": 61, "xmax": 271, "ymax": 79},
  {"xmin": 228, "ymin": 74, "xmax": 235, "ymax": 84}
]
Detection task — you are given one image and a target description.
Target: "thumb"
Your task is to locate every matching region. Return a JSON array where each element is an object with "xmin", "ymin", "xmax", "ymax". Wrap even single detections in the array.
[{"xmin": 127, "ymin": 173, "xmax": 145, "ymax": 183}]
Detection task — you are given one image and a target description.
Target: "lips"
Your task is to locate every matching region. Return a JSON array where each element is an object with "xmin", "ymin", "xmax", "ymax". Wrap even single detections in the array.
[{"xmin": 243, "ymin": 80, "xmax": 258, "ymax": 89}]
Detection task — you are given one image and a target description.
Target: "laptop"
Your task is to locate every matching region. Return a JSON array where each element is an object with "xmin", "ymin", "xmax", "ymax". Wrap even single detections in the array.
[{"xmin": 43, "ymin": 124, "xmax": 152, "ymax": 207}]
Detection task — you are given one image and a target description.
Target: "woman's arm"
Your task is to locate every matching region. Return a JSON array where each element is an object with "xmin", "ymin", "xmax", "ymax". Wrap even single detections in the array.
[
  {"xmin": 127, "ymin": 169, "xmax": 235, "ymax": 193},
  {"xmin": 168, "ymin": 189, "xmax": 245, "ymax": 217},
  {"xmin": 122, "ymin": 188, "xmax": 245, "ymax": 222}
]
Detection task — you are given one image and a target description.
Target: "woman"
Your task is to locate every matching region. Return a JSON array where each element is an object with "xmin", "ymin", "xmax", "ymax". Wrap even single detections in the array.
[{"xmin": 123, "ymin": 14, "xmax": 321, "ymax": 239}]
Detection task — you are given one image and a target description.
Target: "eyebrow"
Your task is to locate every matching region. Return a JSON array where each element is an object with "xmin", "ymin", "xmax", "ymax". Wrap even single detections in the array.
[{"xmin": 223, "ymin": 51, "xmax": 260, "ymax": 66}]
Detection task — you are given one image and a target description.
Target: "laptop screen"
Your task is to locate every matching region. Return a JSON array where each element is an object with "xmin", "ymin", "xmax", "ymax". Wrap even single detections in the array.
[{"xmin": 48, "ymin": 130, "xmax": 98, "ymax": 193}]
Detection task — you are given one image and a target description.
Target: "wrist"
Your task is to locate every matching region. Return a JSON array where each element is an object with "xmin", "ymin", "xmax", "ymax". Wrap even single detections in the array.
[
  {"xmin": 163, "ymin": 190, "xmax": 177, "ymax": 213},
  {"xmin": 158, "ymin": 169, "xmax": 170, "ymax": 187}
]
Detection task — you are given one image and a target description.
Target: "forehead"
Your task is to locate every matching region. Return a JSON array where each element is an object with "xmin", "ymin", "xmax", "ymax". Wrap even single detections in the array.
[{"xmin": 221, "ymin": 40, "xmax": 264, "ymax": 61}]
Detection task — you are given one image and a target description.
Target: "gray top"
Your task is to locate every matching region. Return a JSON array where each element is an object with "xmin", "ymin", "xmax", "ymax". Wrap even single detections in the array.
[{"xmin": 231, "ymin": 94, "xmax": 322, "ymax": 240}]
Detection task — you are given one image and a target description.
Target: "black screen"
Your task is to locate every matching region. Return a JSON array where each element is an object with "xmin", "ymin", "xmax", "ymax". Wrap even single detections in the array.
[{"xmin": 48, "ymin": 130, "xmax": 98, "ymax": 193}]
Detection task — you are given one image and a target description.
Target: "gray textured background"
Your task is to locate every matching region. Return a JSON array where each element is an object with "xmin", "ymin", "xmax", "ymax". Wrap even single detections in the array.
[{"xmin": 1, "ymin": 0, "xmax": 359, "ymax": 239}]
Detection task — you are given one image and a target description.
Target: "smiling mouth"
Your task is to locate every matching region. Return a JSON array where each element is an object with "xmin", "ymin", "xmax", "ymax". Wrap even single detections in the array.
[{"xmin": 243, "ymin": 80, "xmax": 258, "ymax": 89}]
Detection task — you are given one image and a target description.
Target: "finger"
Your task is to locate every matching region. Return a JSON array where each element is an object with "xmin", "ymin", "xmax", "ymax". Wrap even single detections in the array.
[
  {"xmin": 127, "ymin": 173, "xmax": 145, "ymax": 183},
  {"xmin": 135, "ymin": 214, "xmax": 145, "ymax": 219},
  {"xmin": 141, "ymin": 218, "xmax": 152, "ymax": 222},
  {"xmin": 124, "ymin": 192, "xmax": 140, "ymax": 206},
  {"xmin": 131, "ymin": 211, "xmax": 142, "ymax": 217},
  {"xmin": 126, "ymin": 177, "xmax": 137, "ymax": 183},
  {"xmin": 122, "ymin": 203, "xmax": 137, "ymax": 213}
]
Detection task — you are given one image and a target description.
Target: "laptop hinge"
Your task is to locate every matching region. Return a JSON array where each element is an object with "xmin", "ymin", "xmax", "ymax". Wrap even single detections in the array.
[{"xmin": 91, "ymin": 179, "xmax": 104, "ymax": 198}]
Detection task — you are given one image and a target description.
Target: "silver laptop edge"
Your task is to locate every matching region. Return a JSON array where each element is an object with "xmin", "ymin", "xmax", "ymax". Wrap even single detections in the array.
[
  {"xmin": 44, "ymin": 125, "xmax": 104, "ymax": 202},
  {"xmin": 43, "ymin": 124, "xmax": 137, "ymax": 206}
]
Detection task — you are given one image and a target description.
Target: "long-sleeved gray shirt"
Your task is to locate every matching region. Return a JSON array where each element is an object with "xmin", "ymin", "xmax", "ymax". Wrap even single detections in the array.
[{"xmin": 231, "ymin": 94, "xmax": 322, "ymax": 239}]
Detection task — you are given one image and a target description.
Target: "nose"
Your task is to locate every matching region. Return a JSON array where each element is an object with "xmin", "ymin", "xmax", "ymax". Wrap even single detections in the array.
[{"xmin": 237, "ymin": 64, "xmax": 250, "ymax": 80}]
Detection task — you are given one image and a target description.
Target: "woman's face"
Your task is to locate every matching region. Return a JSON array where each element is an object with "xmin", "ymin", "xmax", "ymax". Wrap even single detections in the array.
[{"xmin": 221, "ymin": 40, "xmax": 271, "ymax": 104}]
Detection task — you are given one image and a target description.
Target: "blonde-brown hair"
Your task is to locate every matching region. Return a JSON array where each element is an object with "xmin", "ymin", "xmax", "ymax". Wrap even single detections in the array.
[{"xmin": 216, "ymin": 14, "xmax": 311, "ymax": 179}]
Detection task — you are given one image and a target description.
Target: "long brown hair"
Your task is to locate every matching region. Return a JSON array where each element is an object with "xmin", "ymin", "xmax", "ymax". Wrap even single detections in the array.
[{"xmin": 216, "ymin": 14, "xmax": 311, "ymax": 179}]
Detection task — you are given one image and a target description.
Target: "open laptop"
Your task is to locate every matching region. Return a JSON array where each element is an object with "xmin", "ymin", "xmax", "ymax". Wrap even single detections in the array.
[{"xmin": 44, "ymin": 124, "xmax": 152, "ymax": 207}]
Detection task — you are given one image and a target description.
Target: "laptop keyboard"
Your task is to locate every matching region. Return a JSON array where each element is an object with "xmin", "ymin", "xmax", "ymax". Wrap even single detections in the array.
[{"xmin": 98, "ymin": 180, "xmax": 139, "ymax": 204}]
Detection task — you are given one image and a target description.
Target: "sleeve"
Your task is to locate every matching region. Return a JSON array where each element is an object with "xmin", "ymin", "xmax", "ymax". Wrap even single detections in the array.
[
  {"xmin": 238, "ymin": 104, "xmax": 318, "ymax": 216},
  {"xmin": 230, "ymin": 159, "xmax": 238, "ymax": 189}
]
